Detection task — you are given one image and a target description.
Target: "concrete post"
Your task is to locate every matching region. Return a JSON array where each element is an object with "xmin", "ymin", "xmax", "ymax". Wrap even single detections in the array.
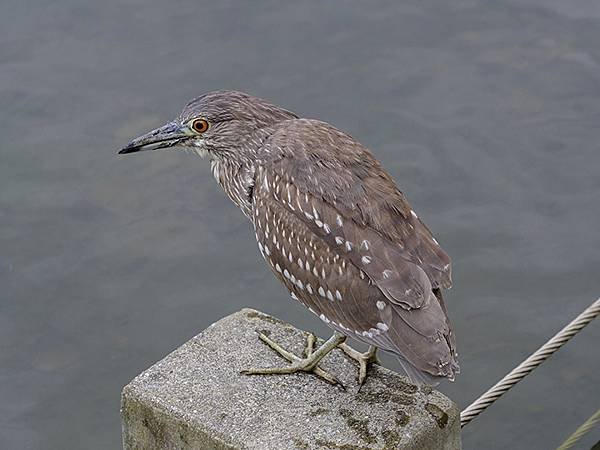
[{"xmin": 121, "ymin": 309, "xmax": 461, "ymax": 449}]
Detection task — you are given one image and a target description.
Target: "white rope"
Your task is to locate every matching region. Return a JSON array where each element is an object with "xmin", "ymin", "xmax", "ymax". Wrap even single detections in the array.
[
  {"xmin": 556, "ymin": 408, "xmax": 600, "ymax": 450},
  {"xmin": 460, "ymin": 297, "xmax": 600, "ymax": 428}
]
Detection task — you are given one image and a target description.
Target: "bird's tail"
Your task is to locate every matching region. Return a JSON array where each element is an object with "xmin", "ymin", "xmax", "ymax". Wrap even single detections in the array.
[
  {"xmin": 372, "ymin": 288, "xmax": 460, "ymax": 386},
  {"xmin": 401, "ymin": 288, "xmax": 460, "ymax": 385},
  {"xmin": 395, "ymin": 353, "xmax": 459, "ymax": 386},
  {"xmin": 396, "ymin": 356, "xmax": 445, "ymax": 386}
]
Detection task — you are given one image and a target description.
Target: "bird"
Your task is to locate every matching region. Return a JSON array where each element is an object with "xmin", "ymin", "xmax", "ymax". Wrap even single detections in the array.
[{"xmin": 119, "ymin": 90, "xmax": 459, "ymax": 386}]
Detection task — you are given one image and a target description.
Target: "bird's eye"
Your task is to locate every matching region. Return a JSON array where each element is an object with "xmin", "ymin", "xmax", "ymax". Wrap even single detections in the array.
[{"xmin": 190, "ymin": 119, "xmax": 210, "ymax": 133}]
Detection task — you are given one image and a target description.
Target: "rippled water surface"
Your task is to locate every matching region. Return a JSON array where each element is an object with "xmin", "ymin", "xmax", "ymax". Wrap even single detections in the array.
[{"xmin": 2, "ymin": 1, "xmax": 600, "ymax": 448}]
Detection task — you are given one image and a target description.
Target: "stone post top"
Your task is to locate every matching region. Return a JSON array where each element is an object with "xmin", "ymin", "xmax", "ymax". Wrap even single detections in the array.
[{"xmin": 121, "ymin": 308, "xmax": 461, "ymax": 449}]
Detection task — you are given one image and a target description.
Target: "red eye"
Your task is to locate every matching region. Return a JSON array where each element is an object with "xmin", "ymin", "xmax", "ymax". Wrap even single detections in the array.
[{"xmin": 191, "ymin": 119, "xmax": 209, "ymax": 133}]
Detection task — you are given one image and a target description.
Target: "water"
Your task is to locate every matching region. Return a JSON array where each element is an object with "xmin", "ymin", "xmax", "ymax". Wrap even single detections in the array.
[{"xmin": 1, "ymin": 1, "xmax": 599, "ymax": 448}]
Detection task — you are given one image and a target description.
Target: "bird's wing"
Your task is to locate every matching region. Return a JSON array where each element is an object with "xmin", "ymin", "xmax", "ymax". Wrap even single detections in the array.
[
  {"xmin": 260, "ymin": 119, "xmax": 452, "ymax": 309},
  {"xmin": 252, "ymin": 158, "xmax": 458, "ymax": 381}
]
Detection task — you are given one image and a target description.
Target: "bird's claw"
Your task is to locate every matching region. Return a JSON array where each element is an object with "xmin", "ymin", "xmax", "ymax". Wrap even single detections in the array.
[
  {"xmin": 241, "ymin": 331, "xmax": 345, "ymax": 388},
  {"xmin": 338, "ymin": 343, "xmax": 379, "ymax": 387}
]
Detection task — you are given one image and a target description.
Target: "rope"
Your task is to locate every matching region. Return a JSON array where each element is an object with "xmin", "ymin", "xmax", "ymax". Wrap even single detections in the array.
[
  {"xmin": 556, "ymin": 408, "xmax": 600, "ymax": 450},
  {"xmin": 460, "ymin": 297, "xmax": 600, "ymax": 428}
]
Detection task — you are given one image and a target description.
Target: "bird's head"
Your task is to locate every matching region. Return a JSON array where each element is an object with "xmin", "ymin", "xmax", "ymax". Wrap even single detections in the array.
[{"xmin": 118, "ymin": 90, "xmax": 297, "ymax": 161}]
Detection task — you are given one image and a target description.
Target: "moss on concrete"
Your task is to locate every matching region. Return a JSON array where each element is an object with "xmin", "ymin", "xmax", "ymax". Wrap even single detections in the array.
[
  {"xmin": 395, "ymin": 410, "xmax": 410, "ymax": 427},
  {"xmin": 425, "ymin": 402, "xmax": 449, "ymax": 429},
  {"xmin": 339, "ymin": 408, "xmax": 377, "ymax": 445}
]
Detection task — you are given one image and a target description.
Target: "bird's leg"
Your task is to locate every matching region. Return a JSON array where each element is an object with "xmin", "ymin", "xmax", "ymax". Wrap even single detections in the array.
[
  {"xmin": 241, "ymin": 331, "xmax": 347, "ymax": 386},
  {"xmin": 303, "ymin": 332, "xmax": 316, "ymax": 358},
  {"xmin": 338, "ymin": 343, "xmax": 379, "ymax": 386}
]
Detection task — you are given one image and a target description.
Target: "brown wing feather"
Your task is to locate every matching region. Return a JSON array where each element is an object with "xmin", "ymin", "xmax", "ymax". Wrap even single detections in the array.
[
  {"xmin": 252, "ymin": 134, "xmax": 459, "ymax": 381},
  {"xmin": 261, "ymin": 119, "xmax": 452, "ymax": 292}
]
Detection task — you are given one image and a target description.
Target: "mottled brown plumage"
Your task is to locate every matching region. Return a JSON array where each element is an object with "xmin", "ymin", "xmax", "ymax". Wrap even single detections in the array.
[{"xmin": 120, "ymin": 90, "xmax": 459, "ymax": 384}]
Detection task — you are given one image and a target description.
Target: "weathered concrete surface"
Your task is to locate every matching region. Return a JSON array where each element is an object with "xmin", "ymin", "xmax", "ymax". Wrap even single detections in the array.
[{"xmin": 121, "ymin": 309, "xmax": 461, "ymax": 450}]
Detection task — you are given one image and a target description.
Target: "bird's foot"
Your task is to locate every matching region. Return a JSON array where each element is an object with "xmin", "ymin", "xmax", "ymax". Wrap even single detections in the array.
[
  {"xmin": 241, "ymin": 331, "xmax": 346, "ymax": 387},
  {"xmin": 338, "ymin": 343, "xmax": 379, "ymax": 387}
]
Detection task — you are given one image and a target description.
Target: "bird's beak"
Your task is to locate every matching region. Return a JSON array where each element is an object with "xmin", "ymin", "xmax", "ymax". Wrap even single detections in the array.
[{"xmin": 118, "ymin": 121, "xmax": 189, "ymax": 154}]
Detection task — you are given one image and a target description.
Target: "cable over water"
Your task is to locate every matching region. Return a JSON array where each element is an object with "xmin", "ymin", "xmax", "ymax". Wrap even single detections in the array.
[
  {"xmin": 556, "ymin": 408, "xmax": 600, "ymax": 450},
  {"xmin": 460, "ymin": 297, "xmax": 600, "ymax": 428}
]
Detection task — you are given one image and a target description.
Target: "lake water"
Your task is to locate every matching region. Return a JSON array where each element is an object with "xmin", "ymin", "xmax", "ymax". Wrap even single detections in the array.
[{"xmin": 1, "ymin": 1, "xmax": 599, "ymax": 448}]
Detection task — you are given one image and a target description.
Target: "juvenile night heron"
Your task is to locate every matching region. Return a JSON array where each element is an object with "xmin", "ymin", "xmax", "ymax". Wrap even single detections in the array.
[{"xmin": 119, "ymin": 90, "xmax": 459, "ymax": 386}]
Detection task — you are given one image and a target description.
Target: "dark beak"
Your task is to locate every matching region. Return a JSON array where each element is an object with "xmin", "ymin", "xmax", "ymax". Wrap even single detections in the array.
[{"xmin": 118, "ymin": 121, "xmax": 188, "ymax": 154}]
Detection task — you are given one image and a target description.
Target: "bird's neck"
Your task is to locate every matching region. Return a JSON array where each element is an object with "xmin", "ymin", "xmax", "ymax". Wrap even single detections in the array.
[
  {"xmin": 210, "ymin": 158, "xmax": 255, "ymax": 218},
  {"xmin": 208, "ymin": 126, "xmax": 281, "ymax": 219}
]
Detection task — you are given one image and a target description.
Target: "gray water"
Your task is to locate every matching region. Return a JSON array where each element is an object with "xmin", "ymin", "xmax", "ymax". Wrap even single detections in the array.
[{"xmin": 2, "ymin": 1, "xmax": 600, "ymax": 449}]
